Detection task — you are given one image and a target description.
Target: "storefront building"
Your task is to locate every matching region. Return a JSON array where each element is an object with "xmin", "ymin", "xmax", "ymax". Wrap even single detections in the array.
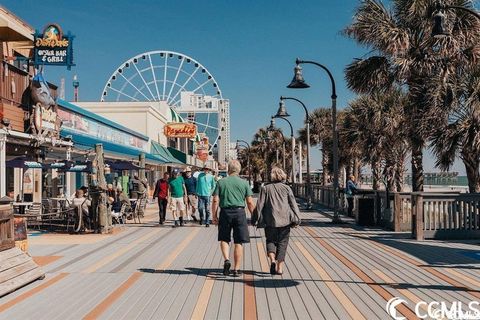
[
  {"xmin": 56, "ymin": 99, "xmax": 184, "ymax": 196},
  {"xmin": 75, "ymin": 101, "xmax": 218, "ymax": 170}
]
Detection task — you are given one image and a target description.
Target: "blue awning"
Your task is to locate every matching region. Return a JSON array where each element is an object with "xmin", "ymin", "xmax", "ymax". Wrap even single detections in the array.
[
  {"xmin": 61, "ymin": 130, "xmax": 167, "ymax": 165},
  {"xmin": 6, "ymin": 157, "xmax": 43, "ymax": 169}
]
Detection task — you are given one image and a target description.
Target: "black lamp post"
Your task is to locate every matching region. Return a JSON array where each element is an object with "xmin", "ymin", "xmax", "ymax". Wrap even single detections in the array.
[
  {"xmin": 273, "ymin": 113, "xmax": 296, "ymax": 184},
  {"xmin": 260, "ymin": 133, "xmax": 273, "ymax": 182},
  {"xmin": 279, "ymin": 96, "xmax": 312, "ymax": 209},
  {"xmin": 236, "ymin": 139, "xmax": 251, "ymax": 184},
  {"xmin": 268, "ymin": 117, "xmax": 287, "ymax": 172},
  {"xmin": 287, "ymin": 58, "xmax": 341, "ymax": 223},
  {"xmin": 432, "ymin": 3, "xmax": 480, "ymax": 38}
]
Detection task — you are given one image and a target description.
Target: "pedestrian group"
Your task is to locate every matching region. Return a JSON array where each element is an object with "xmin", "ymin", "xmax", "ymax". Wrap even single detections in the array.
[{"xmin": 152, "ymin": 160, "xmax": 301, "ymax": 277}]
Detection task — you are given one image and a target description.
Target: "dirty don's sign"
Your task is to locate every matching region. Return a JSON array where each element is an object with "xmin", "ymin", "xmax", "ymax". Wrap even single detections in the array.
[{"xmin": 34, "ymin": 24, "xmax": 75, "ymax": 69}]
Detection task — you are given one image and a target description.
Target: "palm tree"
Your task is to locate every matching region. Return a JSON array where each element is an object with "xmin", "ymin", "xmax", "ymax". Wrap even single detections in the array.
[
  {"xmin": 344, "ymin": 0, "xmax": 480, "ymax": 191},
  {"xmin": 248, "ymin": 127, "xmax": 287, "ymax": 181},
  {"xmin": 430, "ymin": 72, "xmax": 480, "ymax": 192},
  {"xmin": 341, "ymin": 90, "xmax": 408, "ymax": 191},
  {"xmin": 298, "ymin": 108, "xmax": 333, "ymax": 185}
]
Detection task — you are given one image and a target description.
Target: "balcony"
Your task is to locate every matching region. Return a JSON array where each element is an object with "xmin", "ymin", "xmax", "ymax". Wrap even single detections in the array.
[
  {"xmin": 0, "ymin": 61, "xmax": 29, "ymax": 131},
  {"xmin": 0, "ymin": 60, "xmax": 29, "ymax": 105}
]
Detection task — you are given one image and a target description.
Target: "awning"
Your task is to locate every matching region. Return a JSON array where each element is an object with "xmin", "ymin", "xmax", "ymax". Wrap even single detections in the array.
[
  {"xmin": 150, "ymin": 141, "xmax": 184, "ymax": 165},
  {"xmin": 61, "ymin": 130, "xmax": 166, "ymax": 166},
  {"xmin": 67, "ymin": 164, "xmax": 91, "ymax": 172},
  {"xmin": 168, "ymin": 147, "xmax": 187, "ymax": 164},
  {"xmin": 106, "ymin": 160, "xmax": 141, "ymax": 171},
  {"xmin": 6, "ymin": 157, "xmax": 43, "ymax": 169}
]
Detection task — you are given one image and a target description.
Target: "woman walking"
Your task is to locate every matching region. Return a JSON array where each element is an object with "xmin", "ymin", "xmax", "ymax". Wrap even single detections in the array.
[{"xmin": 253, "ymin": 167, "xmax": 301, "ymax": 275}]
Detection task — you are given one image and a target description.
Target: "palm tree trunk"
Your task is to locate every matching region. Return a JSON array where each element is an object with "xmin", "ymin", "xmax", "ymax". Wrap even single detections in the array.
[
  {"xmin": 345, "ymin": 162, "xmax": 352, "ymax": 181},
  {"xmin": 395, "ymin": 161, "xmax": 404, "ymax": 192},
  {"xmin": 462, "ymin": 153, "xmax": 480, "ymax": 193},
  {"xmin": 385, "ymin": 159, "xmax": 395, "ymax": 192},
  {"xmin": 354, "ymin": 158, "xmax": 361, "ymax": 183},
  {"xmin": 410, "ymin": 137, "xmax": 424, "ymax": 192},
  {"xmin": 372, "ymin": 160, "xmax": 381, "ymax": 190},
  {"xmin": 321, "ymin": 145, "xmax": 329, "ymax": 186}
]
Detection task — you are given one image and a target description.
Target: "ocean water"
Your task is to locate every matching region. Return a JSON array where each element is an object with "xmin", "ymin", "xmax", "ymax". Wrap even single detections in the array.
[
  {"xmin": 361, "ymin": 175, "xmax": 469, "ymax": 186},
  {"xmin": 405, "ymin": 175, "xmax": 469, "ymax": 186}
]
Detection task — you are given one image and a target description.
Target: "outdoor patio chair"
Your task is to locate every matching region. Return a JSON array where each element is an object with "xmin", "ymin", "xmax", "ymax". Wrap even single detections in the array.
[
  {"xmin": 111, "ymin": 203, "xmax": 127, "ymax": 225},
  {"xmin": 24, "ymin": 203, "xmax": 43, "ymax": 230}
]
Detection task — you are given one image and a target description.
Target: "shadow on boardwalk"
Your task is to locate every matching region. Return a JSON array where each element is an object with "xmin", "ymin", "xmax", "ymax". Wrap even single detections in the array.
[
  {"xmin": 301, "ymin": 200, "xmax": 480, "ymax": 268},
  {"xmin": 137, "ymin": 267, "xmax": 301, "ymax": 288}
]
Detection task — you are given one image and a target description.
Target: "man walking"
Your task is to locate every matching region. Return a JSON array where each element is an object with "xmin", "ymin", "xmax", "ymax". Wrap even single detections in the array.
[
  {"xmin": 169, "ymin": 169, "xmax": 187, "ymax": 227},
  {"xmin": 183, "ymin": 167, "xmax": 198, "ymax": 222},
  {"xmin": 153, "ymin": 171, "xmax": 170, "ymax": 224},
  {"xmin": 212, "ymin": 160, "xmax": 255, "ymax": 277},
  {"xmin": 196, "ymin": 166, "xmax": 216, "ymax": 226},
  {"xmin": 345, "ymin": 175, "xmax": 358, "ymax": 217}
]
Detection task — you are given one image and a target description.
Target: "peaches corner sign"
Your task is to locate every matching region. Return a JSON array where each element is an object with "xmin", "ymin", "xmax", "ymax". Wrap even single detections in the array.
[{"xmin": 163, "ymin": 123, "xmax": 197, "ymax": 138}]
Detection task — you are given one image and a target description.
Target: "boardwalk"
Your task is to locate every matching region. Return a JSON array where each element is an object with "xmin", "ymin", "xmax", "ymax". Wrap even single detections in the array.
[{"xmin": 1, "ymin": 202, "xmax": 480, "ymax": 320}]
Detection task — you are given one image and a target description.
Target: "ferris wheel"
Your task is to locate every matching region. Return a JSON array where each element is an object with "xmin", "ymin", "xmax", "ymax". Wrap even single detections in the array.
[{"xmin": 100, "ymin": 50, "xmax": 225, "ymax": 151}]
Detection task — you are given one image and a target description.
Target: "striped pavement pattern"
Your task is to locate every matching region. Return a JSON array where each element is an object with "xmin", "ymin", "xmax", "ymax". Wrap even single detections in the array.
[{"xmin": 0, "ymin": 203, "xmax": 479, "ymax": 319}]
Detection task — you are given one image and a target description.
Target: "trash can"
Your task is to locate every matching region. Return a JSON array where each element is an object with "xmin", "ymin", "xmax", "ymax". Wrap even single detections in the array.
[{"xmin": 357, "ymin": 197, "xmax": 376, "ymax": 226}]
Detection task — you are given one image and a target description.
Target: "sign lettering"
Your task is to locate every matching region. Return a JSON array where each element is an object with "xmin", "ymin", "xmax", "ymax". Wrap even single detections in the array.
[
  {"xmin": 164, "ymin": 123, "xmax": 197, "ymax": 138},
  {"xmin": 34, "ymin": 24, "xmax": 75, "ymax": 69}
]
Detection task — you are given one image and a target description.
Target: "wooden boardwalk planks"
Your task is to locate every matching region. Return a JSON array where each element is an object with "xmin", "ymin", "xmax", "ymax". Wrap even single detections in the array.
[{"xmin": 0, "ymin": 203, "xmax": 479, "ymax": 320}]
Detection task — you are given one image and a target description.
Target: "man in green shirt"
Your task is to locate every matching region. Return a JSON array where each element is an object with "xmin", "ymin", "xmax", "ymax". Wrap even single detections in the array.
[
  {"xmin": 168, "ymin": 169, "xmax": 187, "ymax": 227},
  {"xmin": 212, "ymin": 160, "xmax": 256, "ymax": 277}
]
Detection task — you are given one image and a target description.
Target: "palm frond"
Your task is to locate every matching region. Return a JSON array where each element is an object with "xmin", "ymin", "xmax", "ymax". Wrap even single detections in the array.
[{"xmin": 345, "ymin": 56, "xmax": 395, "ymax": 93}]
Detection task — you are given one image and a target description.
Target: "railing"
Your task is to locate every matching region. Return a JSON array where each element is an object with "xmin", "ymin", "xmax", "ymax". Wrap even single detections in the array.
[
  {"xmin": 0, "ymin": 61, "xmax": 29, "ymax": 105},
  {"xmin": 293, "ymin": 183, "xmax": 480, "ymax": 240},
  {"xmin": 293, "ymin": 183, "xmax": 349, "ymax": 213},
  {"xmin": 0, "ymin": 204, "xmax": 15, "ymax": 252},
  {"xmin": 412, "ymin": 192, "xmax": 480, "ymax": 240}
]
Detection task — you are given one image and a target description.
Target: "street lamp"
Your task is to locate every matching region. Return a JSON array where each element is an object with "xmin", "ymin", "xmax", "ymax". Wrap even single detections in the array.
[
  {"xmin": 259, "ymin": 133, "xmax": 273, "ymax": 182},
  {"xmin": 279, "ymin": 96, "xmax": 312, "ymax": 209},
  {"xmin": 432, "ymin": 3, "xmax": 480, "ymax": 38},
  {"xmin": 287, "ymin": 58, "xmax": 341, "ymax": 223},
  {"xmin": 273, "ymin": 112, "xmax": 296, "ymax": 184},
  {"xmin": 236, "ymin": 139, "xmax": 251, "ymax": 184},
  {"xmin": 267, "ymin": 118, "xmax": 287, "ymax": 172}
]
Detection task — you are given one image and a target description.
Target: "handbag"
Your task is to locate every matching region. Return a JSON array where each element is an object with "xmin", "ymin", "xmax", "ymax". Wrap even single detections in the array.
[{"xmin": 289, "ymin": 209, "xmax": 301, "ymax": 227}]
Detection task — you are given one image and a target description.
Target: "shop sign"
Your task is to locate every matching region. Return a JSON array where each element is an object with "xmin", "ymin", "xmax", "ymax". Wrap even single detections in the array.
[
  {"xmin": 29, "ymin": 72, "xmax": 61, "ymax": 139},
  {"xmin": 34, "ymin": 24, "xmax": 75, "ymax": 69},
  {"xmin": 164, "ymin": 123, "xmax": 197, "ymax": 138},
  {"xmin": 195, "ymin": 137, "xmax": 209, "ymax": 162},
  {"xmin": 57, "ymin": 108, "xmax": 149, "ymax": 152}
]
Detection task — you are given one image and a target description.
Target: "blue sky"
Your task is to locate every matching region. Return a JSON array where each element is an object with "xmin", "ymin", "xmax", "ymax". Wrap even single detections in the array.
[{"xmin": 4, "ymin": 0, "xmax": 466, "ymax": 174}]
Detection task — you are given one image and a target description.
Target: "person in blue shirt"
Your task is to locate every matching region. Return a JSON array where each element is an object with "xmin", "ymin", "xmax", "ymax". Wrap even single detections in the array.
[
  {"xmin": 183, "ymin": 167, "xmax": 198, "ymax": 222},
  {"xmin": 345, "ymin": 175, "xmax": 358, "ymax": 217},
  {"xmin": 196, "ymin": 166, "xmax": 216, "ymax": 226}
]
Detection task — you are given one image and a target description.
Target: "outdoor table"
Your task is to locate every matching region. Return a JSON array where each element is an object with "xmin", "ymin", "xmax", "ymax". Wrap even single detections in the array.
[{"xmin": 13, "ymin": 202, "xmax": 33, "ymax": 215}]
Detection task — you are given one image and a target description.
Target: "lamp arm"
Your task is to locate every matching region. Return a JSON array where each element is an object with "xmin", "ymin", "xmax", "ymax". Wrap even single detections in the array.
[
  {"xmin": 275, "ymin": 116, "xmax": 294, "ymax": 137},
  {"xmin": 281, "ymin": 96, "xmax": 310, "ymax": 122},
  {"xmin": 236, "ymin": 139, "xmax": 251, "ymax": 148},
  {"xmin": 297, "ymin": 59, "xmax": 337, "ymax": 100}
]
